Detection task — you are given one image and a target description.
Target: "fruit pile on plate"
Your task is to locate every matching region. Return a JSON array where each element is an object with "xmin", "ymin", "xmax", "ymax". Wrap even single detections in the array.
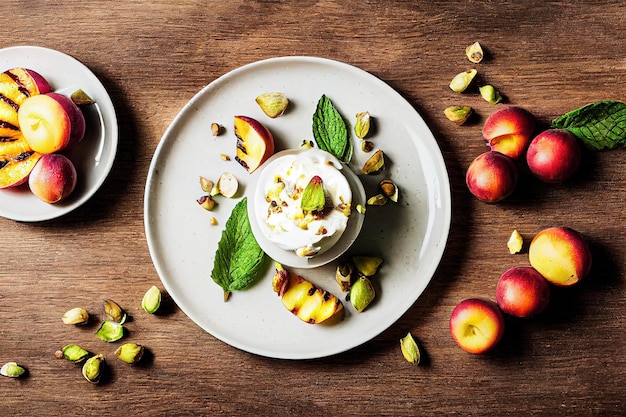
[{"xmin": 0, "ymin": 67, "xmax": 86, "ymax": 203}]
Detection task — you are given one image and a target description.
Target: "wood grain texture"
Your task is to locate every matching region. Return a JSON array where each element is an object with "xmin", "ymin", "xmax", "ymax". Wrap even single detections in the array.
[{"xmin": 1, "ymin": 1, "xmax": 625, "ymax": 415}]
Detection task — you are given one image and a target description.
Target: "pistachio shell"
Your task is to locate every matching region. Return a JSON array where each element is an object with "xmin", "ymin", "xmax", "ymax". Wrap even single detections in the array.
[
  {"xmin": 367, "ymin": 194, "xmax": 387, "ymax": 206},
  {"xmin": 361, "ymin": 150, "xmax": 385, "ymax": 175},
  {"xmin": 355, "ymin": 111, "xmax": 371, "ymax": 139},
  {"xmin": 466, "ymin": 42, "xmax": 484, "ymax": 63},
  {"xmin": 103, "ymin": 299, "xmax": 127, "ymax": 324},
  {"xmin": 199, "ymin": 176, "xmax": 214, "ymax": 193},
  {"xmin": 379, "ymin": 179, "xmax": 399, "ymax": 202},
  {"xmin": 217, "ymin": 172, "xmax": 239, "ymax": 198},
  {"xmin": 335, "ymin": 262, "xmax": 353, "ymax": 292}
]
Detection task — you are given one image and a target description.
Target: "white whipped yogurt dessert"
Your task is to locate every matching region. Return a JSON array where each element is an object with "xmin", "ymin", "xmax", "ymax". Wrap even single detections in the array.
[{"xmin": 257, "ymin": 148, "xmax": 353, "ymax": 258}]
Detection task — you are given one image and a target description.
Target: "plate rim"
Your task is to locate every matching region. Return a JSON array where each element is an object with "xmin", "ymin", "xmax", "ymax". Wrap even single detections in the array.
[
  {"xmin": 144, "ymin": 55, "xmax": 451, "ymax": 359},
  {"xmin": 0, "ymin": 45, "xmax": 118, "ymax": 222}
]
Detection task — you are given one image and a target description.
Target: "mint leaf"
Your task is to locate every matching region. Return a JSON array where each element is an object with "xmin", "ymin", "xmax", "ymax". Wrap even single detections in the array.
[
  {"xmin": 211, "ymin": 198, "xmax": 266, "ymax": 296},
  {"xmin": 312, "ymin": 95, "xmax": 352, "ymax": 162},
  {"xmin": 551, "ymin": 100, "xmax": 626, "ymax": 150}
]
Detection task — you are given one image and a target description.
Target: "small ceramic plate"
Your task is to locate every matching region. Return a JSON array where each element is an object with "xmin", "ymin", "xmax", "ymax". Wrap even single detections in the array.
[
  {"xmin": 0, "ymin": 46, "xmax": 118, "ymax": 222},
  {"xmin": 144, "ymin": 56, "xmax": 451, "ymax": 359}
]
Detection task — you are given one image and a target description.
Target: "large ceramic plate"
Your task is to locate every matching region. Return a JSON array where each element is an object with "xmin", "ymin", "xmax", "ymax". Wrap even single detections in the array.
[
  {"xmin": 144, "ymin": 56, "xmax": 451, "ymax": 359},
  {"xmin": 0, "ymin": 46, "xmax": 118, "ymax": 222}
]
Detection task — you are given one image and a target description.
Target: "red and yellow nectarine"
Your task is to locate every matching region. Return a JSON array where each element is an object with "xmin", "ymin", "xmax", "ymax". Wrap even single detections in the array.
[
  {"xmin": 28, "ymin": 153, "xmax": 77, "ymax": 203},
  {"xmin": 496, "ymin": 267, "xmax": 550, "ymax": 318},
  {"xmin": 528, "ymin": 227, "xmax": 592, "ymax": 287},
  {"xmin": 466, "ymin": 151, "xmax": 518, "ymax": 203},
  {"xmin": 450, "ymin": 298, "xmax": 505, "ymax": 354},
  {"xmin": 526, "ymin": 129, "xmax": 581, "ymax": 183},
  {"xmin": 482, "ymin": 106, "xmax": 536, "ymax": 160},
  {"xmin": 18, "ymin": 92, "xmax": 85, "ymax": 154}
]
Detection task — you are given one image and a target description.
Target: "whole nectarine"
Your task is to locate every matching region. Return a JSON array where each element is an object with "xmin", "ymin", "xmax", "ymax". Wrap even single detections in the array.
[
  {"xmin": 28, "ymin": 153, "xmax": 77, "ymax": 203},
  {"xmin": 528, "ymin": 227, "xmax": 592, "ymax": 287},
  {"xmin": 466, "ymin": 151, "xmax": 518, "ymax": 203},
  {"xmin": 526, "ymin": 129, "xmax": 581, "ymax": 183},
  {"xmin": 496, "ymin": 267, "xmax": 550, "ymax": 318},
  {"xmin": 450, "ymin": 298, "xmax": 505, "ymax": 354}
]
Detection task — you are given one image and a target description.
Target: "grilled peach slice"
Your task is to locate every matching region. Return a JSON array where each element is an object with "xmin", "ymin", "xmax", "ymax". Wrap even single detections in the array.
[
  {"xmin": 234, "ymin": 115, "xmax": 274, "ymax": 173},
  {"xmin": 272, "ymin": 263, "xmax": 343, "ymax": 324}
]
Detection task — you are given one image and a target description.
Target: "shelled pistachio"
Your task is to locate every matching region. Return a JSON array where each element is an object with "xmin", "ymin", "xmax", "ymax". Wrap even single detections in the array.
[
  {"xmin": 82, "ymin": 354, "xmax": 105, "ymax": 384},
  {"xmin": 62, "ymin": 307, "xmax": 89, "ymax": 325},
  {"xmin": 142, "ymin": 285, "xmax": 162, "ymax": 314}
]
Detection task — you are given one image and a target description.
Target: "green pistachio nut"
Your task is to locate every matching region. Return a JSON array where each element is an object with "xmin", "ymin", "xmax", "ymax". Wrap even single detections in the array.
[
  {"xmin": 115, "ymin": 343, "xmax": 145, "ymax": 364},
  {"xmin": 62, "ymin": 307, "xmax": 89, "ymax": 325},
  {"xmin": 82, "ymin": 354, "xmax": 105, "ymax": 384},
  {"xmin": 1, "ymin": 362, "xmax": 26, "ymax": 378},
  {"xmin": 479, "ymin": 85, "xmax": 503, "ymax": 104},
  {"xmin": 444, "ymin": 105, "xmax": 473, "ymax": 125},
  {"xmin": 350, "ymin": 276, "xmax": 375, "ymax": 312},
  {"xmin": 352, "ymin": 256, "xmax": 384, "ymax": 277},
  {"xmin": 142, "ymin": 285, "xmax": 162, "ymax": 314},
  {"xmin": 400, "ymin": 332, "xmax": 421, "ymax": 365},
  {"xmin": 95, "ymin": 320, "xmax": 125, "ymax": 342},
  {"xmin": 61, "ymin": 344, "xmax": 90, "ymax": 363},
  {"xmin": 449, "ymin": 69, "xmax": 477, "ymax": 93}
]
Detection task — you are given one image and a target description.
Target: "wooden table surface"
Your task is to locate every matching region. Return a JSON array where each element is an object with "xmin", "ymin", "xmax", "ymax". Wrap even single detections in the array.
[{"xmin": 1, "ymin": 1, "xmax": 625, "ymax": 415}]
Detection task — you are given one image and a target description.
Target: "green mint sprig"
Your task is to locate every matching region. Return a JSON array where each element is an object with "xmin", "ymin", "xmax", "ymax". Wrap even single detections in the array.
[
  {"xmin": 211, "ymin": 198, "xmax": 266, "ymax": 300},
  {"xmin": 551, "ymin": 100, "xmax": 626, "ymax": 150},
  {"xmin": 312, "ymin": 95, "xmax": 352, "ymax": 162}
]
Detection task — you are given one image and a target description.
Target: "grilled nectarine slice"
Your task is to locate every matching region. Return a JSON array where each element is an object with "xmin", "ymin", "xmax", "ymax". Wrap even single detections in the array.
[{"xmin": 234, "ymin": 115, "xmax": 274, "ymax": 173}]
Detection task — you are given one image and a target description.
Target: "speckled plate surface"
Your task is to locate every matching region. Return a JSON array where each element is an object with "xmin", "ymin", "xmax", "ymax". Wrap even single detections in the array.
[{"xmin": 144, "ymin": 56, "xmax": 451, "ymax": 359}]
